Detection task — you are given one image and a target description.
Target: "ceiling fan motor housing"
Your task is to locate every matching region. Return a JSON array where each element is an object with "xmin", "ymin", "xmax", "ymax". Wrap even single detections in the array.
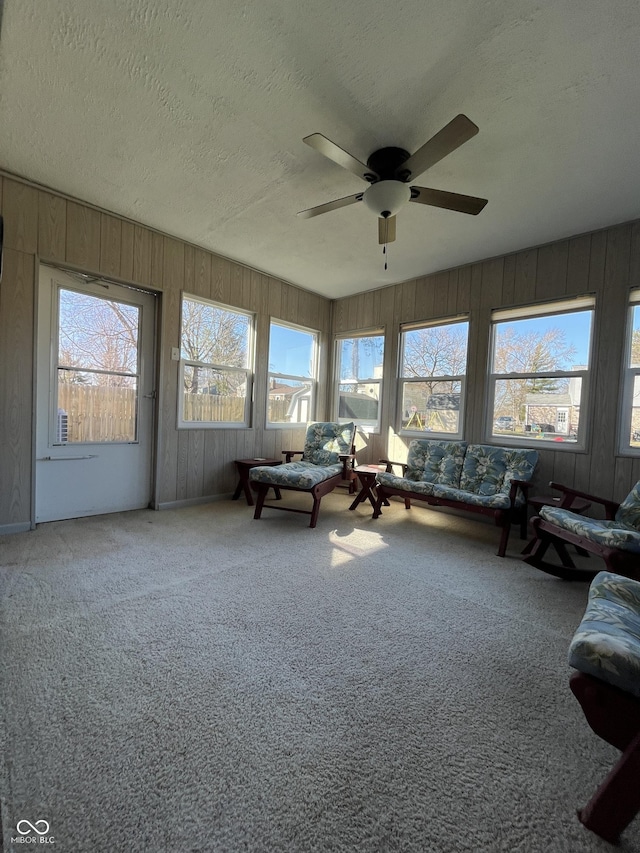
[{"xmin": 366, "ymin": 146, "xmax": 411, "ymax": 180}]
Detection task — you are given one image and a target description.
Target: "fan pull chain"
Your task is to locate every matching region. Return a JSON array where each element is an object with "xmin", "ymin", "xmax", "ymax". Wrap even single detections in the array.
[{"xmin": 382, "ymin": 216, "xmax": 389, "ymax": 270}]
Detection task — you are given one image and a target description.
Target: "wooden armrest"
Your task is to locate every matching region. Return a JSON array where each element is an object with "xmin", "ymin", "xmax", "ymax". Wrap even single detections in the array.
[
  {"xmin": 508, "ymin": 479, "xmax": 533, "ymax": 505},
  {"xmin": 549, "ymin": 481, "xmax": 620, "ymax": 518},
  {"xmin": 283, "ymin": 450, "xmax": 303, "ymax": 463},
  {"xmin": 379, "ymin": 458, "xmax": 407, "ymax": 474},
  {"xmin": 339, "ymin": 453, "xmax": 357, "ymax": 476}
]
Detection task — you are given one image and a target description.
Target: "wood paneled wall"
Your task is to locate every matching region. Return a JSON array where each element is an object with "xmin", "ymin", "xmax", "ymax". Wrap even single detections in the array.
[
  {"xmin": 333, "ymin": 222, "xmax": 640, "ymax": 502},
  {"xmin": 0, "ymin": 176, "xmax": 331, "ymax": 528},
  {"xmin": 2, "ymin": 169, "xmax": 640, "ymax": 530}
]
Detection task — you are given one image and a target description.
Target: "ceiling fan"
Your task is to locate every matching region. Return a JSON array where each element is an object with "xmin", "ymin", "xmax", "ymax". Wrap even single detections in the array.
[{"xmin": 298, "ymin": 114, "xmax": 487, "ymax": 246}]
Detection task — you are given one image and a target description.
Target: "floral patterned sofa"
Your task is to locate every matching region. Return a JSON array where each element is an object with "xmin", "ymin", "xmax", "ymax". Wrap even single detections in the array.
[
  {"xmin": 250, "ymin": 421, "xmax": 357, "ymax": 528},
  {"xmin": 372, "ymin": 440, "xmax": 539, "ymax": 556},
  {"xmin": 523, "ymin": 480, "xmax": 640, "ymax": 580},
  {"xmin": 568, "ymin": 571, "xmax": 640, "ymax": 843}
]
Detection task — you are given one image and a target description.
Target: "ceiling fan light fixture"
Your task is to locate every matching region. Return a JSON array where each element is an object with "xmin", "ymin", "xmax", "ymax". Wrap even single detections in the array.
[{"xmin": 363, "ymin": 180, "xmax": 411, "ymax": 217}]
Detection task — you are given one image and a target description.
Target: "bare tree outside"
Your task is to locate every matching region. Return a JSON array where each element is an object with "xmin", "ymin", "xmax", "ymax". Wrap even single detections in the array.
[
  {"xmin": 181, "ymin": 298, "xmax": 249, "ymax": 397},
  {"xmin": 400, "ymin": 323, "xmax": 468, "ymax": 432},
  {"xmin": 58, "ymin": 289, "xmax": 139, "ymax": 384},
  {"xmin": 56, "ymin": 288, "xmax": 141, "ymax": 442},
  {"xmin": 403, "ymin": 324, "xmax": 467, "ymax": 388},
  {"xmin": 492, "ymin": 326, "xmax": 577, "ymax": 422}
]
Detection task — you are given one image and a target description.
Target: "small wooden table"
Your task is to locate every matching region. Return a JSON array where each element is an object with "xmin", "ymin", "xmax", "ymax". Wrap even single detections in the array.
[
  {"xmin": 522, "ymin": 493, "xmax": 592, "ymax": 556},
  {"xmin": 233, "ymin": 458, "xmax": 282, "ymax": 506},
  {"xmin": 349, "ymin": 464, "xmax": 390, "ymax": 511}
]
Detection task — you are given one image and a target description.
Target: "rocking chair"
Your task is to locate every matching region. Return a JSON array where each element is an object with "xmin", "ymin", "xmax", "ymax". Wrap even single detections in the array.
[
  {"xmin": 523, "ymin": 480, "xmax": 640, "ymax": 581},
  {"xmin": 569, "ymin": 571, "xmax": 640, "ymax": 843}
]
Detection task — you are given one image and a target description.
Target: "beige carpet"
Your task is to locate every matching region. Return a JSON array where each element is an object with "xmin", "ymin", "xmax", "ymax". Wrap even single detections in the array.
[{"xmin": 0, "ymin": 494, "xmax": 634, "ymax": 852}]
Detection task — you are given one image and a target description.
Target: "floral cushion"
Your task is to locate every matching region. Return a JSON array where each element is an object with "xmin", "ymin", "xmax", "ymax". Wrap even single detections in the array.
[
  {"xmin": 540, "ymin": 505, "xmax": 640, "ymax": 554},
  {"xmin": 460, "ymin": 445, "xmax": 538, "ymax": 507},
  {"xmin": 615, "ymin": 480, "xmax": 640, "ymax": 531},
  {"xmin": 251, "ymin": 461, "xmax": 343, "ymax": 489},
  {"xmin": 568, "ymin": 571, "xmax": 640, "ymax": 698},
  {"xmin": 405, "ymin": 440, "xmax": 467, "ymax": 485},
  {"xmin": 302, "ymin": 422, "xmax": 355, "ymax": 466},
  {"xmin": 431, "ymin": 484, "xmax": 511, "ymax": 509},
  {"xmin": 375, "ymin": 472, "xmax": 437, "ymax": 497}
]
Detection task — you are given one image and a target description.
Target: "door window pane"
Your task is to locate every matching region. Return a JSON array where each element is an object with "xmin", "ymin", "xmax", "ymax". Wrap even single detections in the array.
[
  {"xmin": 59, "ymin": 289, "xmax": 139, "ymax": 373},
  {"xmin": 56, "ymin": 288, "xmax": 141, "ymax": 443}
]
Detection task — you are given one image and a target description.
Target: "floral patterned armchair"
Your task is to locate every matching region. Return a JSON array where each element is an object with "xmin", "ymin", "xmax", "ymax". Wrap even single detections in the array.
[
  {"xmin": 523, "ymin": 480, "xmax": 640, "ymax": 580},
  {"xmin": 250, "ymin": 422, "xmax": 357, "ymax": 528},
  {"xmin": 568, "ymin": 571, "xmax": 640, "ymax": 843}
]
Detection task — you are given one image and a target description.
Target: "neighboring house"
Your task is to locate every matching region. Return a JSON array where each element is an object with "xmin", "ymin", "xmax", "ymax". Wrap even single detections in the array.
[
  {"xmin": 524, "ymin": 373, "xmax": 583, "ymax": 435},
  {"xmin": 268, "ymin": 381, "xmax": 312, "ymax": 422},
  {"xmin": 524, "ymin": 393, "xmax": 578, "ymax": 435}
]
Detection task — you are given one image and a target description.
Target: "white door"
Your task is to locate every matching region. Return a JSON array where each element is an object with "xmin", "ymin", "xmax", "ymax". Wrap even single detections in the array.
[{"xmin": 35, "ymin": 266, "xmax": 157, "ymax": 523}]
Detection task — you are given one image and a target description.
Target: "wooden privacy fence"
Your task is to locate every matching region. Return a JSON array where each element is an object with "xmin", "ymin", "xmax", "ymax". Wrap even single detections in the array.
[
  {"xmin": 58, "ymin": 385, "xmax": 293, "ymax": 440},
  {"xmin": 58, "ymin": 383, "xmax": 137, "ymax": 442},
  {"xmin": 182, "ymin": 394, "xmax": 246, "ymax": 423}
]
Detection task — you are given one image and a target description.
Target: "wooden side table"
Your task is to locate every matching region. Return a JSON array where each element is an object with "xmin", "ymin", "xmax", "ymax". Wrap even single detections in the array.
[
  {"xmin": 349, "ymin": 464, "xmax": 390, "ymax": 511},
  {"xmin": 233, "ymin": 458, "xmax": 282, "ymax": 506},
  {"xmin": 522, "ymin": 493, "xmax": 592, "ymax": 556}
]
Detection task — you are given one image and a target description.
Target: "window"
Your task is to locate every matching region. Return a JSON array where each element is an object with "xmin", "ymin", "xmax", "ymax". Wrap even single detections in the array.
[
  {"xmin": 179, "ymin": 295, "xmax": 253, "ymax": 427},
  {"xmin": 56, "ymin": 286, "xmax": 141, "ymax": 443},
  {"xmin": 334, "ymin": 332, "xmax": 384, "ymax": 433},
  {"xmin": 267, "ymin": 321, "xmax": 318, "ymax": 426},
  {"xmin": 621, "ymin": 289, "xmax": 640, "ymax": 453},
  {"xmin": 398, "ymin": 317, "xmax": 469, "ymax": 437},
  {"xmin": 488, "ymin": 296, "xmax": 595, "ymax": 447}
]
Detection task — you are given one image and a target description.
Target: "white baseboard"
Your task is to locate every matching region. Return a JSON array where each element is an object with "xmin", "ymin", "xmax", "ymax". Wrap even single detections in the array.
[{"xmin": 0, "ymin": 521, "xmax": 32, "ymax": 535}]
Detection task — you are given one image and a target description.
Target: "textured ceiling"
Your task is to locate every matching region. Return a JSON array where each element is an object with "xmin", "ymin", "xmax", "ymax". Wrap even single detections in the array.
[{"xmin": 1, "ymin": 1, "xmax": 639, "ymax": 299}]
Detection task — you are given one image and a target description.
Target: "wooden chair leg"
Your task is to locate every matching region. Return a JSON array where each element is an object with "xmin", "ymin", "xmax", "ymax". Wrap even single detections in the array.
[
  {"xmin": 309, "ymin": 496, "xmax": 321, "ymax": 528},
  {"xmin": 253, "ymin": 485, "xmax": 268, "ymax": 520},
  {"xmin": 372, "ymin": 491, "xmax": 385, "ymax": 518},
  {"xmin": 523, "ymin": 534, "xmax": 550, "ymax": 565},
  {"xmin": 520, "ymin": 510, "xmax": 528, "ymax": 540},
  {"xmin": 578, "ymin": 731, "xmax": 640, "ymax": 844},
  {"xmin": 497, "ymin": 521, "xmax": 510, "ymax": 558}
]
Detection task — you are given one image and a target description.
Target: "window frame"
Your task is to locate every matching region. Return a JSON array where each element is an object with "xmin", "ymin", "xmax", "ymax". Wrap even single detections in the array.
[
  {"xmin": 333, "ymin": 329, "xmax": 385, "ymax": 434},
  {"xmin": 266, "ymin": 318, "xmax": 319, "ymax": 428},
  {"xmin": 486, "ymin": 296, "xmax": 595, "ymax": 450},
  {"xmin": 619, "ymin": 289, "xmax": 640, "ymax": 456},
  {"xmin": 397, "ymin": 315, "xmax": 469, "ymax": 440},
  {"xmin": 178, "ymin": 294, "xmax": 255, "ymax": 429}
]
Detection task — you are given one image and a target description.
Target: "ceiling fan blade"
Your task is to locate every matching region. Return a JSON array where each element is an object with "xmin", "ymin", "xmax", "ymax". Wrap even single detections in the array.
[
  {"xmin": 397, "ymin": 114, "xmax": 479, "ymax": 181},
  {"xmin": 378, "ymin": 215, "xmax": 397, "ymax": 245},
  {"xmin": 297, "ymin": 193, "xmax": 363, "ymax": 219},
  {"xmin": 303, "ymin": 133, "xmax": 378, "ymax": 183},
  {"xmin": 410, "ymin": 186, "xmax": 488, "ymax": 215}
]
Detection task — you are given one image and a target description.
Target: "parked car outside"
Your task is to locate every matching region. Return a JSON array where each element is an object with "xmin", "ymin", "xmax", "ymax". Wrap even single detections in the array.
[{"xmin": 494, "ymin": 416, "xmax": 516, "ymax": 431}]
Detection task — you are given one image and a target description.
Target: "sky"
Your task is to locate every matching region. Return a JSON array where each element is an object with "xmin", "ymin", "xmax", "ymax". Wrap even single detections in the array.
[
  {"xmin": 497, "ymin": 310, "xmax": 593, "ymax": 368},
  {"xmin": 269, "ymin": 323, "xmax": 316, "ymax": 377}
]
